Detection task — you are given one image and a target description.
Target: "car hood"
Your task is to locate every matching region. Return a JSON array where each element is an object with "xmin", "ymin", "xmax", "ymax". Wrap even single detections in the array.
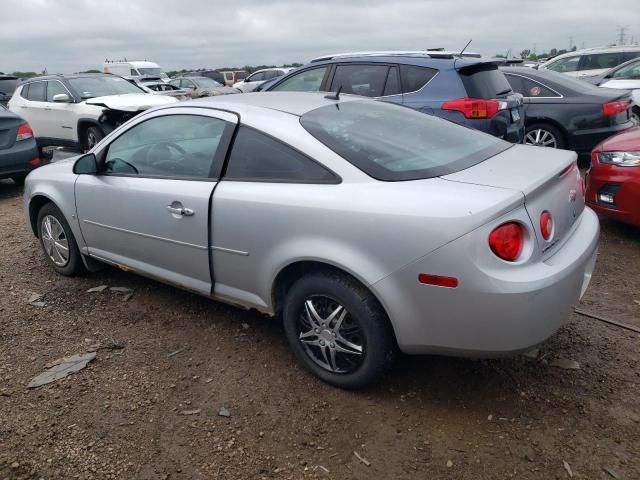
[
  {"xmin": 85, "ymin": 93, "xmax": 178, "ymax": 111},
  {"xmin": 594, "ymin": 126, "xmax": 640, "ymax": 152}
]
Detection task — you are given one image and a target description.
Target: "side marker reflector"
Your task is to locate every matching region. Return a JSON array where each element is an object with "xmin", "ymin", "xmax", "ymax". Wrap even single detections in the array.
[{"xmin": 418, "ymin": 274, "xmax": 459, "ymax": 288}]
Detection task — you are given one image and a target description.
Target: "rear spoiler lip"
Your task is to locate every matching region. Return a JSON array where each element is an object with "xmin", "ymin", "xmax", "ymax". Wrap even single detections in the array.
[{"xmin": 454, "ymin": 58, "xmax": 506, "ymax": 71}]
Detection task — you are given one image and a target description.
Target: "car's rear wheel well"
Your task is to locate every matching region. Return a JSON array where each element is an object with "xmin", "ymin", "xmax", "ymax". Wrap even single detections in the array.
[
  {"xmin": 29, "ymin": 196, "xmax": 52, "ymax": 237},
  {"xmin": 524, "ymin": 118, "xmax": 567, "ymax": 139},
  {"xmin": 271, "ymin": 261, "xmax": 396, "ymax": 336}
]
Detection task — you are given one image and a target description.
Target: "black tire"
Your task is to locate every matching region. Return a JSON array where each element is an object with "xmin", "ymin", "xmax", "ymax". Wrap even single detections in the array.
[
  {"xmin": 83, "ymin": 126, "xmax": 104, "ymax": 152},
  {"xmin": 10, "ymin": 174, "xmax": 26, "ymax": 186},
  {"xmin": 525, "ymin": 123, "xmax": 565, "ymax": 149},
  {"xmin": 282, "ymin": 271, "xmax": 396, "ymax": 389},
  {"xmin": 36, "ymin": 203, "xmax": 85, "ymax": 276}
]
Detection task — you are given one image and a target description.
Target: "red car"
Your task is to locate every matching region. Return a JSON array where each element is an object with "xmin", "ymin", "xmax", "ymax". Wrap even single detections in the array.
[{"xmin": 587, "ymin": 127, "xmax": 640, "ymax": 227}]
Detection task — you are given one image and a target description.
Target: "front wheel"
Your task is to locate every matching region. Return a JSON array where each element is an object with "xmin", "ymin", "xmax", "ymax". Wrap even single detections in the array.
[
  {"xmin": 36, "ymin": 203, "xmax": 85, "ymax": 276},
  {"xmin": 83, "ymin": 126, "xmax": 104, "ymax": 152},
  {"xmin": 525, "ymin": 123, "xmax": 565, "ymax": 149},
  {"xmin": 282, "ymin": 271, "xmax": 396, "ymax": 389}
]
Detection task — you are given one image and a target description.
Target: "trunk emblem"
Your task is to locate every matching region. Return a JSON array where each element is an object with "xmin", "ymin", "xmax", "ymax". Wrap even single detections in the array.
[{"xmin": 569, "ymin": 189, "xmax": 577, "ymax": 202}]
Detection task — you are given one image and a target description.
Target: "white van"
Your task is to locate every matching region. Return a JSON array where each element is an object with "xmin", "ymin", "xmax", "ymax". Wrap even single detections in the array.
[
  {"xmin": 539, "ymin": 46, "xmax": 640, "ymax": 79},
  {"xmin": 103, "ymin": 60, "xmax": 170, "ymax": 82}
]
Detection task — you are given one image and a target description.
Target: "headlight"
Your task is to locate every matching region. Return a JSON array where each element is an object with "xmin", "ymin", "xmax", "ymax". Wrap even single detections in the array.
[{"xmin": 599, "ymin": 151, "xmax": 640, "ymax": 166}]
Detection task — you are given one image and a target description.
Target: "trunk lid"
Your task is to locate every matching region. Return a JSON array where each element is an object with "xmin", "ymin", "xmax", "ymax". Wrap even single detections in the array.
[
  {"xmin": 442, "ymin": 144, "xmax": 584, "ymax": 256},
  {"xmin": 0, "ymin": 112, "xmax": 20, "ymax": 150}
]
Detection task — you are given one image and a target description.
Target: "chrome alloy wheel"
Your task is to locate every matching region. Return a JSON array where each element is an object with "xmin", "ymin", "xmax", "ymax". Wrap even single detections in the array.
[
  {"xmin": 41, "ymin": 215, "xmax": 69, "ymax": 266},
  {"xmin": 525, "ymin": 128, "xmax": 558, "ymax": 148},
  {"xmin": 297, "ymin": 295, "xmax": 364, "ymax": 374}
]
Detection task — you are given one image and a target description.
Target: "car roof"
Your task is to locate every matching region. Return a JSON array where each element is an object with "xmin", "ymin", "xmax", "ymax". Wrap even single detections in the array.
[
  {"xmin": 306, "ymin": 52, "xmax": 502, "ymax": 70},
  {"xmin": 544, "ymin": 45, "xmax": 640, "ymax": 63},
  {"xmin": 181, "ymin": 91, "xmax": 364, "ymax": 117},
  {"xmin": 19, "ymin": 73, "xmax": 113, "ymax": 83},
  {"xmin": 310, "ymin": 50, "xmax": 482, "ymax": 62}
]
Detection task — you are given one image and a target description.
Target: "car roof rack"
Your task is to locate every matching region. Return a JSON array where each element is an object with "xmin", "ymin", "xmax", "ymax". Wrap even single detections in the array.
[{"xmin": 310, "ymin": 50, "xmax": 482, "ymax": 63}]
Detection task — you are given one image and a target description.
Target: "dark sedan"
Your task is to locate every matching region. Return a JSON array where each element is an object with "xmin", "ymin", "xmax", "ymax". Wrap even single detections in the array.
[
  {"xmin": 0, "ymin": 105, "xmax": 41, "ymax": 185},
  {"xmin": 501, "ymin": 67, "xmax": 635, "ymax": 155}
]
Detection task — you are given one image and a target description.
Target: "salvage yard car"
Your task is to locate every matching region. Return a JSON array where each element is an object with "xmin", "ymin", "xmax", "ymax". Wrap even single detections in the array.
[
  {"xmin": 169, "ymin": 76, "xmax": 239, "ymax": 98},
  {"xmin": 8, "ymin": 74, "xmax": 178, "ymax": 152},
  {"xmin": 502, "ymin": 67, "xmax": 635, "ymax": 154},
  {"xmin": 23, "ymin": 92, "xmax": 599, "ymax": 389},
  {"xmin": 0, "ymin": 105, "xmax": 41, "ymax": 184},
  {"xmin": 262, "ymin": 51, "xmax": 525, "ymax": 143},
  {"xmin": 586, "ymin": 127, "xmax": 640, "ymax": 227}
]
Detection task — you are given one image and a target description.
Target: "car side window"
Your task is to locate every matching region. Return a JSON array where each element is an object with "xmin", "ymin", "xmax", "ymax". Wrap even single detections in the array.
[
  {"xmin": 612, "ymin": 61, "xmax": 640, "ymax": 79},
  {"xmin": 25, "ymin": 81, "xmax": 45, "ymax": 102},
  {"xmin": 249, "ymin": 71, "xmax": 266, "ymax": 82},
  {"xmin": 546, "ymin": 56, "xmax": 580, "ymax": 73},
  {"xmin": 20, "ymin": 84, "xmax": 30, "ymax": 99},
  {"xmin": 383, "ymin": 66, "xmax": 401, "ymax": 96},
  {"xmin": 330, "ymin": 64, "xmax": 390, "ymax": 97},
  {"xmin": 225, "ymin": 126, "xmax": 337, "ymax": 183},
  {"xmin": 104, "ymin": 115, "xmax": 228, "ymax": 179},
  {"xmin": 46, "ymin": 81, "xmax": 69, "ymax": 102},
  {"xmin": 506, "ymin": 75, "xmax": 559, "ymax": 97},
  {"xmin": 130, "ymin": 69, "xmax": 138, "ymax": 76},
  {"xmin": 580, "ymin": 53, "xmax": 621, "ymax": 71},
  {"xmin": 399, "ymin": 65, "xmax": 437, "ymax": 93},
  {"xmin": 271, "ymin": 66, "xmax": 328, "ymax": 92}
]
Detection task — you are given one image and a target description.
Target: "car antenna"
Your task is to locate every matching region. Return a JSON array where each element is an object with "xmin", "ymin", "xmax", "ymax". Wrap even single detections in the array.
[
  {"xmin": 325, "ymin": 85, "xmax": 342, "ymax": 100},
  {"xmin": 458, "ymin": 39, "xmax": 472, "ymax": 58}
]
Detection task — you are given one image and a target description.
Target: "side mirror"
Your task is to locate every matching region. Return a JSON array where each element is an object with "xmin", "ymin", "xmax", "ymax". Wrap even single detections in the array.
[
  {"xmin": 52, "ymin": 93, "xmax": 71, "ymax": 103},
  {"xmin": 73, "ymin": 153, "xmax": 97, "ymax": 175}
]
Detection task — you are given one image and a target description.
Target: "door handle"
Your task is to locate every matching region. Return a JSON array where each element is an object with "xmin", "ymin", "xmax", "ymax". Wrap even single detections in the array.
[{"xmin": 167, "ymin": 205, "xmax": 194, "ymax": 216}]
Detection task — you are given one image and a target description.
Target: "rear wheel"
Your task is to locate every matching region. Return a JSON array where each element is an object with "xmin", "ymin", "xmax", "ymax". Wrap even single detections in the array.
[
  {"xmin": 83, "ymin": 126, "xmax": 104, "ymax": 152},
  {"xmin": 36, "ymin": 203, "xmax": 85, "ymax": 276},
  {"xmin": 282, "ymin": 271, "xmax": 396, "ymax": 389},
  {"xmin": 525, "ymin": 123, "xmax": 565, "ymax": 149}
]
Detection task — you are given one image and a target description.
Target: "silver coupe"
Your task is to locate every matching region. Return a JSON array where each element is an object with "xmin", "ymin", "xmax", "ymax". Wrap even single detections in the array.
[{"xmin": 23, "ymin": 92, "xmax": 599, "ymax": 388}]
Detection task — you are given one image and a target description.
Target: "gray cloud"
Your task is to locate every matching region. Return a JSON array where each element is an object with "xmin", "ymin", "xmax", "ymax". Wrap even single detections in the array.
[{"xmin": 1, "ymin": 0, "xmax": 639, "ymax": 73}]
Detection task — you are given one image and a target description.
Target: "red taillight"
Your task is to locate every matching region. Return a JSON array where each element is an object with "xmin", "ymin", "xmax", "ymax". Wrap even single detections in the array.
[
  {"xmin": 16, "ymin": 123, "xmax": 34, "ymax": 141},
  {"xmin": 540, "ymin": 211, "xmax": 553, "ymax": 241},
  {"xmin": 488, "ymin": 222, "xmax": 524, "ymax": 261},
  {"xmin": 29, "ymin": 158, "xmax": 41, "ymax": 166},
  {"xmin": 442, "ymin": 98, "xmax": 506, "ymax": 119},
  {"xmin": 602, "ymin": 100, "xmax": 629, "ymax": 116},
  {"xmin": 418, "ymin": 273, "xmax": 459, "ymax": 288}
]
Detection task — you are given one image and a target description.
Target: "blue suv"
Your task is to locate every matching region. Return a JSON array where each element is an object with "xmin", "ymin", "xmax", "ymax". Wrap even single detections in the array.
[{"xmin": 261, "ymin": 52, "xmax": 525, "ymax": 143}]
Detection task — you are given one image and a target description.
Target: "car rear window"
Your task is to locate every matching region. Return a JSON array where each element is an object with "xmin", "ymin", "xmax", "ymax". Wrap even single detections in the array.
[
  {"xmin": 0, "ymin": 78, "xmax": 18, "ymax": 95},
  {"xmin": 460, "ymin": 65, "xmax": 513, "ymax": 99},
  {"xmin": 300, "ymin": 100, "xmax": 510, "ymax": 181}
]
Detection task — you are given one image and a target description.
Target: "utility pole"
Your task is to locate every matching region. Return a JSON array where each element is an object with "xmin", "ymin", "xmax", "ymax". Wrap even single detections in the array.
[{"xmin": 568, "ymin": 36, "xmax": 574, "ymax": 50}]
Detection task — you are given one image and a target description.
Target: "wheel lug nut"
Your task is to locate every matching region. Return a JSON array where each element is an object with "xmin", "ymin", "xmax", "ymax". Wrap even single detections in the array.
[
  {"xmin": 330, "ymin": 342, "xmax": 335, "ymax": 348},
  {"xmin": 319, "ymin": 340, "xmax": 325, "ymax": 346},
  {"xmin": 315, "ymin": 328, "xmax": 320, "ymax": 334}
]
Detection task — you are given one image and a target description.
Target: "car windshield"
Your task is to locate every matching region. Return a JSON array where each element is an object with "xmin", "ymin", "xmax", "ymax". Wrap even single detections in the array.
[
  {"xmin": 300, "ymin": 100, "xmax": 510, "ymax": 181},
  {"xmin": 68, "ymin": 76, "xmax": 145, "ymax": 99},
  {"xmin": 0, "ymin": 78, "xmax": 18, "ymax": 95},
  {"xmin": 196, "ymin": 77, "xmax": 222, "ymax": 88},
  {"xmin": 138, "ymin": 68, "xmax": 164, "ymax": 77}
]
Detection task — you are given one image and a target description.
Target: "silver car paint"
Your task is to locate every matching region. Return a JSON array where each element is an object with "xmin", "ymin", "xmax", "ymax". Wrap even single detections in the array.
[{"xmin": 23, "ymin": 92, "xmax": 600, "ymax": 355}]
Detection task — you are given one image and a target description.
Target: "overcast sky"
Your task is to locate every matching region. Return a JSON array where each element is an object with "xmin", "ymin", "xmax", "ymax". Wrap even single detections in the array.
[{"xmin": 1, "ymin": 0, "xmax": 639, "ymax": 73}]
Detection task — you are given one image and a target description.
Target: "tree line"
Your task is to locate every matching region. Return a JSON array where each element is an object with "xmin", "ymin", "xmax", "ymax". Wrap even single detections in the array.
[{"xmin": 496, "ymin": 46, "xmax": 578, "ymax": 61}]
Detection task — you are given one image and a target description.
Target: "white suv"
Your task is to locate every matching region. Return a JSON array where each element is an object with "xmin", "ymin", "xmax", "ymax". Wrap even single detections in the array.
[
  {"xmin": 8, "ymin": 74, "xmax": 177, "ymax": 152},
  {"xmin": 539, "ymin": 46, "xmax": 640, "ymax": 79}
]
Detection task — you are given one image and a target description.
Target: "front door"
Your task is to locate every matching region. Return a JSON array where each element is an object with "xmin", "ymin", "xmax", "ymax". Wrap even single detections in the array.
[
  {"xmin": 75, "ymin": 108, "xmax": 237, "ymax": 294},
  {"xmin": 43, "ymin": 80, "xmax": 77, "ymax": 142}
]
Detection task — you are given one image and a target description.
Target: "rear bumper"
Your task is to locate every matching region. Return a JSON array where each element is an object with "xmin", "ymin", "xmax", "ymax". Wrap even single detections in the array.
[
  {"xmin": 568, "ymin": 121, "xmax": 635, "ymax": 154},
  {"xmin": 586, "ymin": 165, "xmax": 640, "ymax": 227},
  {"xmin": 372, "ymin": 208, "xmax": 600, "ymax": 356},
  {"xmin": 0, "ymin": 137, "xmax": 39, "ymax": 178}
]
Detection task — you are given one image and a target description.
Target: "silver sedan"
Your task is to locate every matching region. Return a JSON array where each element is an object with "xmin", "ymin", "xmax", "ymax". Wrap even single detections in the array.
[{"xmin": 23, "ymin": 92, "xmax": 599, "ymax": 389}]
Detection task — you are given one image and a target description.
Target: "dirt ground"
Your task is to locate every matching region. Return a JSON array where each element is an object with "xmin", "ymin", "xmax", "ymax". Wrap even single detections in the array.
[{"xmin": 1, "ymin": 178, "xmax": 639, "ymax": 480}]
